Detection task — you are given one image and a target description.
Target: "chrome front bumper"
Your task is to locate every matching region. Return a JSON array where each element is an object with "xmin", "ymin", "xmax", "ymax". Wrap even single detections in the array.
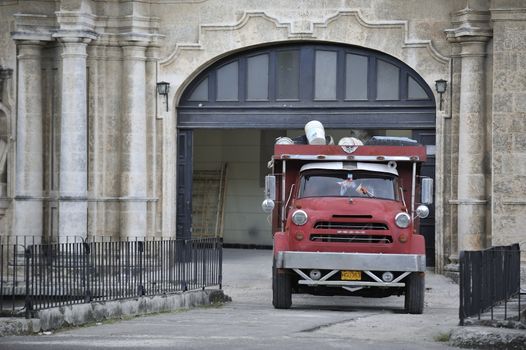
[
  {"xmin": 275, "ymin": 251, "xmax": 426, "ymax": 272},
  {"xmin": 275, "ymin": 251, "xmax": 426, "ymax": 289}
]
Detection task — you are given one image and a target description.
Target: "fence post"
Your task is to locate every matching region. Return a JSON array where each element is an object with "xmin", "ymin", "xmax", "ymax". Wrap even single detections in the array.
[
  {"xmin": 459, "ymin": 250, "xmax": 465, "ymax": 326},
  {"xmin": 83, "ymin": 242, "xmax": 92, "ymax": 303},
  {"xmin": 202, "ymin": 240, "xmax": 206, "ymax": 290},
  {"xmin": 137, "ymin": 240, "xmax": 145, "ymax": 296},
  {"xmin": 24, "ymin": 246, "xmax": 33, "ymax": 319},
  {"xmin": 183, "ymin": 240, "xmax": 188, "ymax": 291}
]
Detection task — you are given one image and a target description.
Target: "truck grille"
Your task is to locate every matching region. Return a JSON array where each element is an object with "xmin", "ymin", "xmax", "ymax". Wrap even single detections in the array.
[
  {"xmin": 314, "ymin": 221, "xmax": 388, "ymax": 230},
  {"xmin": 310, "ymin": 234, "xmax": 393, "ymax": 244}
]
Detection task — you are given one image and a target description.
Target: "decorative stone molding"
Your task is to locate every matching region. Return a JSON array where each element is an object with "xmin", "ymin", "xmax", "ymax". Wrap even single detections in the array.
[
  {"xmin": 55, "ymin": 10, "xmax": 97, "ymax": 34},
  {"xmin": 11, "ymin": 13, "xmax": 56, "ymax": 42},
  {"xmin": 446, "ymin": 6, "xmax": 492, "ymax": 42},
  {"xmin": 448, "ymin": 199, "xmax": 488, "ymax": 205},
  {"xmin": 11, "ymin": 10, "xmax": 163, "ymax": 48},
  {"xmin": 97, "ymin": 15, "xmax": 163, "ymax": 47},
  {"xmin": 161, "ymin": 9, "xmax": 449, "ymax": 67},
  {"xmin": 490, "ymin": 7, "xmax": 526, "ymax": 21},
  {"xmin": 502, "ymin": 200, "xmax": 526, "ymax": 206},
  {"xmin": 155, "ymin": 0, "xmax": 208, "ymax": 3}
]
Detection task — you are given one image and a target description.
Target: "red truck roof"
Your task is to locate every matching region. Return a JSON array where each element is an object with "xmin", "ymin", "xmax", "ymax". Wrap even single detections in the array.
[{"xmin": 274, "ymin": 144, "xmax": 427, "ymax": 163}]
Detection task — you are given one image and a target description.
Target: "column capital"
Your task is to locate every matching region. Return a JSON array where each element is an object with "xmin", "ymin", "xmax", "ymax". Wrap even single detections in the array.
[
  {"xmin": 57, "ymin": 39, "xmax": 90, "ymax": 60},
  {"xmin": 146, "ymin": 46, "xmax": 161, "ymax": 61},
  {"xmin": 12, "ymin": 39, "xmax": 47, "ymax": 47},
  {"xmin": 122, "ymin": 45, "xmax": 147, "ymax": 61},
  {"xmin": 16, "ymin": 41, "xmax": 45, "ymax": 61},
  {"xmin": 53, "ymin": 31, "xmax": 96, "ymax": 44},
  {"xmin": 446, "ymin": 6, "xmax": 492, "ymax": 44}
]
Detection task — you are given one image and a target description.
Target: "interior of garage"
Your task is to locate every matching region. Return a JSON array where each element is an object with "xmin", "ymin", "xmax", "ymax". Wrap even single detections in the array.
[{"xmin": 192, "ymin": 128, "xmax": 416, "ymax": 247}]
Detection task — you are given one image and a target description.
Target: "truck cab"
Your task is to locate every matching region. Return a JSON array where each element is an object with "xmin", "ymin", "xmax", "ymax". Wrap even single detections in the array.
[{"xmin": 262, "ymin": 142, "xmax": 433, "ymax": 314}]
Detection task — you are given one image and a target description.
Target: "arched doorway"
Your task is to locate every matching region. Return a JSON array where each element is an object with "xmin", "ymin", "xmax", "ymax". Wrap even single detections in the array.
[{"xmin": 176, "ymin": 42, "xmax": 437, "ymax": 265}]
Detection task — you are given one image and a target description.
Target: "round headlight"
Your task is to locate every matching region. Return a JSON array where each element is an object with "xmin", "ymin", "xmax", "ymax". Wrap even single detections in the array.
[
  {"xmin": 261, "ymin": 199, "xmax": 275, "ymax": 213},
  {"xmin": 416, "ymin": 205, "xmax": 430, "ymax": 219},
  {"xmin": 395, "ymin": 212, "xmax": 411, "ymax": 228},
  {"xmin": 291, "ymin": 210, "xmax": 308, "ymax": 226}
]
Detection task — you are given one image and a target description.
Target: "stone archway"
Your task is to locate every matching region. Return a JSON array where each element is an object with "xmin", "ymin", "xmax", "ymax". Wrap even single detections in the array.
[{"xmin": 175, "ymin": 42, "xmax": 438, "ymax": 264}]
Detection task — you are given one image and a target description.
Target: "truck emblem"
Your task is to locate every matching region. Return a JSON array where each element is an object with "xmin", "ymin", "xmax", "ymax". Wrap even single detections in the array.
[{"xmin": 341, "ymin": 145, "xmax": 358, "ymax": 154}]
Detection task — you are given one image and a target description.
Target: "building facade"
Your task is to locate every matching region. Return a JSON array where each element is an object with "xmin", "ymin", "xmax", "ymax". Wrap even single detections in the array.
[{"xmin": 0, "ymin": 0, "xmax": 525, "ymax": 273}]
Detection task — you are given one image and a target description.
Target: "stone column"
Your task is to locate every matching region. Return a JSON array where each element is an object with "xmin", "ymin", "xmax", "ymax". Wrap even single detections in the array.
[
  {"xmin": 57, "ymin": 38, "xmax": 91, "ymax": 241},
  {"xmin": 456, "ymin": 38, "xmax": 489, "ymax": 252},
  {"xmin": 120, "ymin": 44, "xmax": 148, "ymax": 239},
  {"xmin": 14, "ymin": 41, "xmax": 44, "ymax": 240},
  {"xmin": 446, "ymin": 8, "xmax": 492, "ymax": 254},
  {"xmin": 146, "ymin": 46, "xmax": 160, "ymax": 238}
]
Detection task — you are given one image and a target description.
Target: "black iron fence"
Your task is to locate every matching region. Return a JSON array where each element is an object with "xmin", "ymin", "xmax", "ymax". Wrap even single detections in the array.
[
  {"xmin": 459, "ymin": 243, "xmax": 523, "ymax": 325},
  {"xmin": 0, "ymin": 237, "xmax": 222, "ymax": 318}
]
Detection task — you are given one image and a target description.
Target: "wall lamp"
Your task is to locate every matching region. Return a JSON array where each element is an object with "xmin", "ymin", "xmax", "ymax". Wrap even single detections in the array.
[
  {"xmin": 156, "ymin": 81, "xmax": 170, "ymax": 112},
  {"xmin": 435, "ymin": 79, "xmax": 447, "ymax": 111}
]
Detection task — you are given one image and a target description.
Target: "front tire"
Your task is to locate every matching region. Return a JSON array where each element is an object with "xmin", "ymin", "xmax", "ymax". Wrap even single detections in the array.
[
  {"xmin": 272, "ymin": 265, "xmax": 292, "ymax": 309},
  {"xmin": 404, "ymin": 272, "xmax": 425, "ymax": 314}
]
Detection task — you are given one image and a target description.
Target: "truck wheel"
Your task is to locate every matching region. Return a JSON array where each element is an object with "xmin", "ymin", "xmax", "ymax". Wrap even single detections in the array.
[
  {"xmin": 272, "ymin": 266, "xmax": 292, "ymax": 309},
  {"xmin": 404, "ymin": 272, "xmax": 425, "ymax": 314}
]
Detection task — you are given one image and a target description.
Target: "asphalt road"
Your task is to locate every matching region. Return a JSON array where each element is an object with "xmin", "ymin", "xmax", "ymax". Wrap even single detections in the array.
[{"xmin": 0, "ymin": 249, "xmax": 460, "ymax": 349}]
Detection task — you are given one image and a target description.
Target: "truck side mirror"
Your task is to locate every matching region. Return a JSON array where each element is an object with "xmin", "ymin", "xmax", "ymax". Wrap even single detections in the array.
[
  {"xmin": 421, "ymin": 177, "xmax": 433, "ymax": 205},
  {"xmin": 262, "ymin": 175, "xmax": 276, "ymax": 213},
  {"xmin": 264, "ymin": 175, "xmax": 276, "ymax": 200}
]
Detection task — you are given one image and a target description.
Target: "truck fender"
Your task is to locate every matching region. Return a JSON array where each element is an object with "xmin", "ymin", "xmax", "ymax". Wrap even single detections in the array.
[
  {"xmin": 409, "ymin": 234, "xmax": 426, "ymax": 255},
  {"xmin": 273, "ymin": 232, "xmax": 289, "ymax": 256}
]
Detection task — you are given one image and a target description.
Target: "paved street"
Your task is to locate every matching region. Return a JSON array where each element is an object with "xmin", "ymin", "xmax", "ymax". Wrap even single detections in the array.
[{"xmin": 0, "ymin": 249, "xmax": 460, "ymax": 349}]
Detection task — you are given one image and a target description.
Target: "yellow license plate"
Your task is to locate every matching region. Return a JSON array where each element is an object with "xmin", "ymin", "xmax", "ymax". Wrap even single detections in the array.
[{"xmin": 341, "ymin": 270, "xmax": 362, "ymax": 281}]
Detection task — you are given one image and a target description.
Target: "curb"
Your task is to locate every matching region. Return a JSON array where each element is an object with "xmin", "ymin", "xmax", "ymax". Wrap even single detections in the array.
[
  {"xmin": 449, "ymin": 326, "xmax": 526, "ymax": 350},
  {"xmin": 0, "ymin": 289, "xmax": 230, "ymax": 337}
]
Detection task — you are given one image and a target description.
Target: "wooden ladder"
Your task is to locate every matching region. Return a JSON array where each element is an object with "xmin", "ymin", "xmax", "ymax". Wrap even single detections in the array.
[{"xmin": 192, "ymin": 164, "xmax": 228, "ymax": 239}]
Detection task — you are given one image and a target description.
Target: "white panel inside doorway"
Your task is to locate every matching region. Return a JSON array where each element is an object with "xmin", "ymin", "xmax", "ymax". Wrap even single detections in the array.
[{"xmin": 194, "ymin": 130, "xmax": 272, "ymax": 246}]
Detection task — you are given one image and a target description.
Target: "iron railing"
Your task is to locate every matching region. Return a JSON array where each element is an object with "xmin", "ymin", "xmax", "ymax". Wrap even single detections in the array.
[
  {"xmin": 459, "ymin": 243, "xmax": 523, "ymax": 325},
  {"xmin": 0, "ymin": 237, "xmax": 222, "ymax": 318}
]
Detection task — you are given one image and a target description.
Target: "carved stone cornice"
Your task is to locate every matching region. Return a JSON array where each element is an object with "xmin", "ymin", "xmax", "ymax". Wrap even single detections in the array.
[
  {"xmin": 445, "ymin": 6, "xmax": 492, "ymax": 43},
  {"xmin": 10, "ymin": 10, "xmax": 163, "ymax": 48},
  {"xmin": 11, "ymin": 13, "xmax": 56, "ymax": 42},
  {"xmin": 53, "ymin": 9, "xmax": 98, "ymax": 42},
  {"xmin": 491, "ymin": 7, "xmax": 526, "ymax": 22}
]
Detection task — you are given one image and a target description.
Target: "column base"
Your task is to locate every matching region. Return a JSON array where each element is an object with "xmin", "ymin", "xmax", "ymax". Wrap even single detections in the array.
[{"xmin": 444, "ymin": 263, "xmax": 460, "ymax": 283}]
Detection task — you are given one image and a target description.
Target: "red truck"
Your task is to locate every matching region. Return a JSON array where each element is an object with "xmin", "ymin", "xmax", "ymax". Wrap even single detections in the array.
[{"xmin": 262, "ymin": 139, "xmax": 433, "ymax": 314}]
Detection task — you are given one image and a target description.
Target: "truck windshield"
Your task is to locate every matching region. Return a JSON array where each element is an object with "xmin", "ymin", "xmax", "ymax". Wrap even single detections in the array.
[{"xmin": 298, "ymin": 171, "xmax": 399, "ymax": 200}]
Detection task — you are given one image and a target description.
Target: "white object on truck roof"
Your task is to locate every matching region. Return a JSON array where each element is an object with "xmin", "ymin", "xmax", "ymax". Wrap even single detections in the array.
[{"xmin": 304, "ymin": 120, "xmax": 326, "ymax": 145}]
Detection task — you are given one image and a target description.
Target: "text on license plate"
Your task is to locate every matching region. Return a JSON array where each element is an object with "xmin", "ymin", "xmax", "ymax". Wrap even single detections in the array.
[{"xmin": 341, "ymin": 270, "xmax": 362, "ymax": 281}]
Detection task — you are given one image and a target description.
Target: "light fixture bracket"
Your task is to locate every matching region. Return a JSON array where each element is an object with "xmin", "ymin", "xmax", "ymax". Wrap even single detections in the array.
[{"xmin": 156, "ymin": 81, "xmax": 170, "ymax": 111}]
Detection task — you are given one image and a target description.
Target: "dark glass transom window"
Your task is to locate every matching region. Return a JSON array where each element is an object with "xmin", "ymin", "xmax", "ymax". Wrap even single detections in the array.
[
  {"xmin": 178, "ymin": 43, "xmax": 435, "ymax": 130},
  {"xmin": 181, "ymin": 44, "xmax": 432, "ymax": 106}
]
